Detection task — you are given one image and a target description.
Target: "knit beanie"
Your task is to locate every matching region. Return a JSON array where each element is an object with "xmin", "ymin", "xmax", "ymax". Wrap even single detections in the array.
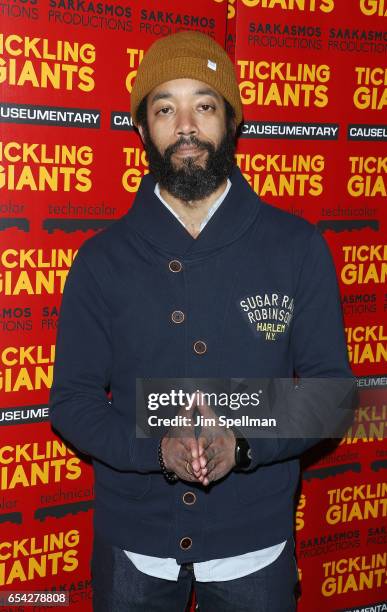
[{"xmin": 131, "ymin": 31, "xmax": 242, "ymax": 126}]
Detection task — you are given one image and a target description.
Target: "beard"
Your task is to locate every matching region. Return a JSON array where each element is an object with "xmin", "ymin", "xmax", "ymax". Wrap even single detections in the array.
[{"xmin": 142, "ymin": 126, "xmax": 236, "ymax": 204}]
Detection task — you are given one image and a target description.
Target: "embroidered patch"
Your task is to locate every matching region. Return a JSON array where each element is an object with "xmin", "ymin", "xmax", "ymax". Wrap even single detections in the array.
[
  {"xmin": 207, "ymin": 59, "xmax": 217, "ymax": 71},
  {"xmin": 238, "ymin": 292, "xmax": 294, "ymax": 341}
]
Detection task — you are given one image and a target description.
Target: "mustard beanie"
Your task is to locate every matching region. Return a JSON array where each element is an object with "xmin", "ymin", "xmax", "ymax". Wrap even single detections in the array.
[{"xmin": 131, "ymin": 31, "xmax": 242, "ymax": 126}]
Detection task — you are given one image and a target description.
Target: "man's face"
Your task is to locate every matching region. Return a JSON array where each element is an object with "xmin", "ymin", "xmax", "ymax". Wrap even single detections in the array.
[{"xmin": 138, "ymin": 78, "xmax": 236, "ymax": 203}]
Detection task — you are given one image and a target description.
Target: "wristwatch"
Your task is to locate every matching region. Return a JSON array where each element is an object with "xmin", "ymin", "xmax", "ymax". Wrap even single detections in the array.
[{"xmin": 233, "ymin": 431, "xmax": 252, "ymax": 471}]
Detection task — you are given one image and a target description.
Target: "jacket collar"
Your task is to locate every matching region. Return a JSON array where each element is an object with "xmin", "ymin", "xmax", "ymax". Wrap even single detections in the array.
[{"xmin": 124, "ymin": 165, "xmax": 262, "ymax": 257}]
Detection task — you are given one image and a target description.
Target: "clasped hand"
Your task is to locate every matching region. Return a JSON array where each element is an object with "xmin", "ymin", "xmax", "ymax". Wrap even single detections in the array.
[{"xmin": 161, "ymin": 395, "xmax": 236, "ymax": 486}]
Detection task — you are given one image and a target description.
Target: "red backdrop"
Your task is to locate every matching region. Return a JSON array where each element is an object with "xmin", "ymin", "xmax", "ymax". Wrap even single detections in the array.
[{"xmin": 0, "ymin": 0, "xmax": 386, "ymax": 610}]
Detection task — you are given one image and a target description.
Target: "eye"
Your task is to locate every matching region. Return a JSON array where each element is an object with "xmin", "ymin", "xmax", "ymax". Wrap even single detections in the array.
[
  {"xmin": 200, "ymin": 104, "xmax": 215, "ymax": 111},
  {"xmin": 157, "ymin": 107, "xmax": 172, "ymax": 115}
]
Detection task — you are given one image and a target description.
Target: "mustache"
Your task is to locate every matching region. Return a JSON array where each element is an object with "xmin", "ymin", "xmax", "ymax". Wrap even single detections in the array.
[
  {"xmin": 165, "ymin": 136, "xmax": 213, "ymax": 157},
  {"xmin": 142, "ymin": 124, "xmax": 236, "ymax": 202}
]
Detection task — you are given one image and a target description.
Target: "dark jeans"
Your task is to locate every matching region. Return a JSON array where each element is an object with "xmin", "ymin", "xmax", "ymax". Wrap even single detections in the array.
[{"xmin": 91, "ymin": 534, "xmax": 298, "ymax": 612}]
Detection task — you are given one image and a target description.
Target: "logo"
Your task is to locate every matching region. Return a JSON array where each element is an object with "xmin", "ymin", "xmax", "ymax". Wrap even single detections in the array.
[
  {"xmin": 239, "ymin": 292, "xmax": 294, "ymax": 340},
  {"xmin": 353, "ymin": 67, "xmax": 387, "ymax": 111},
  {"xmin": 237, "ymin": 60, "xmax": 330, "ymax": 108},
  {"xmin": 0, "ymin": 34, "xmax": 95, "ymax": 92},
  {"xmin": 236, "ymin": 152, "xmax": 324, "ymax": 197}
]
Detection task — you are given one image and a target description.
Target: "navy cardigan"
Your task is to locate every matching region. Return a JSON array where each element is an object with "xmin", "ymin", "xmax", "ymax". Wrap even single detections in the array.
[{"xmin": 49, "ymin": 166, "xmax": 354, "ymax": 563}]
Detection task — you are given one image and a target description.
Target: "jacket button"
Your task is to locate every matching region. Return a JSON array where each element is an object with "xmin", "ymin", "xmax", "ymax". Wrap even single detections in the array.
[
  {"xmin": 169, "ymin": 260, "xmax": 182, "ymax": 273},
  {"xmin": 171, "ymin": 310, "xmax": 185, "ymax": 324},
  {"xmin": 193, "ymin": 340, "xmax": 207, "ymax": 355},
  {"xmin": 183, "ymin": 491, "xmax": 196, "ymax": 505},
  {"xmin": 180, "ymin": 537, "xmax": 192, "ymax": 550}
]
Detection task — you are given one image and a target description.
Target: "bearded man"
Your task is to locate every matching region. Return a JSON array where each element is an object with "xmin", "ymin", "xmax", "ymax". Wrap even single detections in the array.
[{"xmin": 50, "ymin": 31, "xmax": 354, "ymax": 612}]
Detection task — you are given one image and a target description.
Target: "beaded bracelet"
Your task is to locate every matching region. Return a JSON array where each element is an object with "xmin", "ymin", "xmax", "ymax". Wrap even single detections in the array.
[{"xmin": 158, "ymin": 439, "xmax": 178, "ymax": 483}]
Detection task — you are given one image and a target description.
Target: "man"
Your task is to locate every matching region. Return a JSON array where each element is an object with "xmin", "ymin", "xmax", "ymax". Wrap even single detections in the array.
[{"xmin": 49, "ymin": 31, "xmax": 354, "ymax": 611}]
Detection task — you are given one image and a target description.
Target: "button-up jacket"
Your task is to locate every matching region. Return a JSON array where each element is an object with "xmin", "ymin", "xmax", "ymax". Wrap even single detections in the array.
[{"xmin": 49, "ymin": 166, "xmax": 354, "ymax": 563}]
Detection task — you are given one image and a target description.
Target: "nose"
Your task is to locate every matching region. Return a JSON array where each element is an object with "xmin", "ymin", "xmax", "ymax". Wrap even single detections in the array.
[{"xmin": 175, "ymin": 108, "xmax": 198, "ymax": 138}]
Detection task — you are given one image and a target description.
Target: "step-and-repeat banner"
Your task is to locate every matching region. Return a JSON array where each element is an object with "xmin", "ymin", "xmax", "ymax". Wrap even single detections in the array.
[
  {"xmin": 232, "ymin": 2, "xmax": 386, "ymax": 610},
  {"xmin": 0, "ymin": 0, "xmax": 385, "ymax": 610}
]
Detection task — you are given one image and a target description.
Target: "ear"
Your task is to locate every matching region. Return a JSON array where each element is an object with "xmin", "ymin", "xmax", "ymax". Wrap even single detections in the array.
[
  {"xmin": 138, "ymin": 124, "xmax": 145, "ymax": 143},
  {"xmin": 228, "ymin": 116, "xmax": 237, "ymax": 138}
]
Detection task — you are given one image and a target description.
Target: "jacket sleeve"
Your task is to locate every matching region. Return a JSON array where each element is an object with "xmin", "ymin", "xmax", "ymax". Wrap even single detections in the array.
[
  {"xmin": 49, "ymin": 250, "xmax": 160, "ymax": 472},
  {"xmin": 246, "ymin": 228, "xmax": 357, "ymax": 470}
]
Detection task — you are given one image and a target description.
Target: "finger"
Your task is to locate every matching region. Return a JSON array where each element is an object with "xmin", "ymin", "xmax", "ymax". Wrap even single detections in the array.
[
  {"xmin": 177, "ymin": 400, "xmax": 195, "ymax": 416},
  {"xmin": 190, "ymin": 440, "xmax": 199, "ymax": 460},
  {"xmin": 206, "ymin": 465, "xmax": 223, "ymax": 483},
  {"xmin": 202, "ymin": 444, "xmax": 216, "ymax": 463},
  {"xmin": 197, "ymin": 443, "xmax": 208, "ymax": 466},
  {"xmin": 204, "ymin": 459, "xmax": 216, "ymax": 475},
  {"xmin": 174, "ymin": 463, "xmax": 200, "ymax": 483},
  {"xmin": 173, "ymin": 446, "xmax": 198, "ymax": 474},
  {"xmin": 196, "ymin": 394, "xmax": 217, "ymax": 418},
  {"xmin": 199, "ymin": 453, "xmax": 208, "ymax": 469},
  {"xmin": 201, "ymin": 475, "xmax": 210, "ymax": 486},
  {"xmin": 183, "ymin": 457, "xmax": 204, "ymax": 483},
  {"xmin": 181, "ymin": 436, "xmax": 199, "ymax": 457},
  {"xmin": 198, "ymin": 435, "xmax": 211, "ymax": 455},
  {"xmin": 199, "ymin": 464, "xmax": 208, "ymax": 475},
  {"xmin": 190, "ymin": 457, "xmax": 202, "ymax": 474},
  {"xmin": 189, "ymin": 459, "xmax": 206, "ymax": 479}
]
